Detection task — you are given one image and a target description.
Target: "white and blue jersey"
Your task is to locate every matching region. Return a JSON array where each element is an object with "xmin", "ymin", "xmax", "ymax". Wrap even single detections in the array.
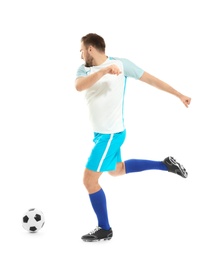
[{"xmin": 76, "ymin": 57, "xmax": 144, "ymax": 134}]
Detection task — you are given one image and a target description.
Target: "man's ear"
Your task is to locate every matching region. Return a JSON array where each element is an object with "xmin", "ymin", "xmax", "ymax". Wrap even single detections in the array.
[{"xmin": 88, "ymin": 45, "xmax": 93, "ymax": 52}]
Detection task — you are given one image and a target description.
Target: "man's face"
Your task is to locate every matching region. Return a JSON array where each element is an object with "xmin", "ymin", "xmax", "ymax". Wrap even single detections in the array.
[{"xmin": 80, "ymin": 42, "xmax": 94, "ymax": 67}]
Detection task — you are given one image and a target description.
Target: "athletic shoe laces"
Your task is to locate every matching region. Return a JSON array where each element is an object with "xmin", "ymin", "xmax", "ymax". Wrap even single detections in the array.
[{"xmin": 89, "ymin": 227, "xmax": 102, "ymax": 235}]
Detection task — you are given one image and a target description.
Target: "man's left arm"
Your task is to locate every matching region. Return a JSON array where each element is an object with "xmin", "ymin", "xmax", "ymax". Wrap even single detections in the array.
[{"xmin": 140, "ymin": 71, "xmax": 191, "ymax": 108}]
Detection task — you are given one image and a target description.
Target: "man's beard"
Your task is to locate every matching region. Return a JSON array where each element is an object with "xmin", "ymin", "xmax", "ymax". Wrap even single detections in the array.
[{"xmin": 85, "ymin": 54, "xmax": 93, "ymax": 67}]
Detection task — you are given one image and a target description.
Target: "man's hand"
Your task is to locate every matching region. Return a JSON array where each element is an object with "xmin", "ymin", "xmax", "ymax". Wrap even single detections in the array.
[
  {"xmin": 180, "ymin": 95, "xmax": 191, "ymax": 108},
  {"xmin": 104, "ymin": 64, "xmax": 122, "ymax": 75}
]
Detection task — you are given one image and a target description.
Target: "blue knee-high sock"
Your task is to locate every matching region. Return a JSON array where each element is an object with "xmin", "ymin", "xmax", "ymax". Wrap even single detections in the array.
[
  {"xmin": 89, "ymin": 189, "xmax": 110, "ymax": 230},
  {"xmin": 125, "ymin": 159, "xmax": 168, "ymax": 173}
]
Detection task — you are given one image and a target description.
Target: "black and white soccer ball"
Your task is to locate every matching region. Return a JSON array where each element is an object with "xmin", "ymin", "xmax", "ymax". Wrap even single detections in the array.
[{"xmin": 22, "ymin": 208, "xmax": 45, "ymax": 232}]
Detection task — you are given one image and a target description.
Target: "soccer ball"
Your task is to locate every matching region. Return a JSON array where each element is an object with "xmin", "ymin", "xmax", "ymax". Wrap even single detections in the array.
[{"xmin": 22, "ymin": 208, "xmax": 45, "ymax": 232}]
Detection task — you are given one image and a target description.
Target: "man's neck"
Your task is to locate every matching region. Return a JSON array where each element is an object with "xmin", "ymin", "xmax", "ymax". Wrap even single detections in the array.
[{"xmin": 93, "ymin": 54, "xmax": 108, "ymax": 66}]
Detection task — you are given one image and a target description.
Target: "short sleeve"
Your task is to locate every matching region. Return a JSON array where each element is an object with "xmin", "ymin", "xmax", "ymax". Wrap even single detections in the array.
[
  {"xmin": 76, "ymin": 65, "xmax": 87, "ymax": 78},
  {"xmin": 110, "ymin": 57, "xmax": 144, "ymax": 79}
]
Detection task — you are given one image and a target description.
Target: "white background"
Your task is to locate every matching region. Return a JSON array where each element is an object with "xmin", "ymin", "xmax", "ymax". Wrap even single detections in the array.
[{"xmin": 0, "ymin": 0, "xmax": 210, "ymax": 259}]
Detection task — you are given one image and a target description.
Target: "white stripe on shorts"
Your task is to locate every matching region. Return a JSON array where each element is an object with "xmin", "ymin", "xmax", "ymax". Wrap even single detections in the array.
[{"xmin": 97, "ymin": 133, "xmax": 114, "ymax": 172}]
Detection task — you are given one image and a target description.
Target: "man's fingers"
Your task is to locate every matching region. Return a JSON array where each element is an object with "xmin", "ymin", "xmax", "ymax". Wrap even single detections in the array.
[{"xmin": 112, "ymin": 68, "xmax": 121, "ymax": 75}]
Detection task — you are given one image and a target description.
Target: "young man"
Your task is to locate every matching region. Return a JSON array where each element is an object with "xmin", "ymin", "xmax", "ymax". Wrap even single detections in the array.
[{"xmin": 75, "ymin": 33, "xmax": 191, "ymax": 242}]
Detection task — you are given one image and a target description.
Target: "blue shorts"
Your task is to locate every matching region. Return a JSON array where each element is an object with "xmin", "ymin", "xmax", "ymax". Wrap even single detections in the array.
[{"xmin": 86, "ymin": 130, "xmax": 126, "ymax": 172}]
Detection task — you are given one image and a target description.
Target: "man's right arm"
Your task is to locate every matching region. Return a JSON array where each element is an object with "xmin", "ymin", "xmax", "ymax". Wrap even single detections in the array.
[
  {"xmin": 75, "ymin": 70, "xmax": 105, "ymax": 92},
  {"xmin": 75, "ymin": 65, "xmax": 122, "ymax": 92}
]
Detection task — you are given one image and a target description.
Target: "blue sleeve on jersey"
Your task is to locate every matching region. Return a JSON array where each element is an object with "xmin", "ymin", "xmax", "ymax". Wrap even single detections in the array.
[
  {"xmin": 76, "ymin": 65, "xmax": 87, "ymax": 78},
  {"xmin": 110, "ymin": 57, "xmax": 144, "ymax": 79}
]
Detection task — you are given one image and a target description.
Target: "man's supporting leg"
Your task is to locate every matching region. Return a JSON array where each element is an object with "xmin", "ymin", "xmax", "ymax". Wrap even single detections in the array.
[
  {"xmin": 89, "ymin": 188, "xmax": 110, "ymax": 230},
  {"xmin": 82, "ymin": 168, "xmax": 113, "ymax": 241},
  {"xmin": 83, "ymin": 168, "xmax": 110, "ymax": 230}
]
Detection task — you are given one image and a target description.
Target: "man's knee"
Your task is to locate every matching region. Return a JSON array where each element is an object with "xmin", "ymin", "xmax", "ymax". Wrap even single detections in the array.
[
  {"xmin": 83, "ymin": 168, "xmax": 102, "ymax": 193},
  {"xmin": 108, "ymin": 162, "xmax": 125, "ymax": 177}
]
